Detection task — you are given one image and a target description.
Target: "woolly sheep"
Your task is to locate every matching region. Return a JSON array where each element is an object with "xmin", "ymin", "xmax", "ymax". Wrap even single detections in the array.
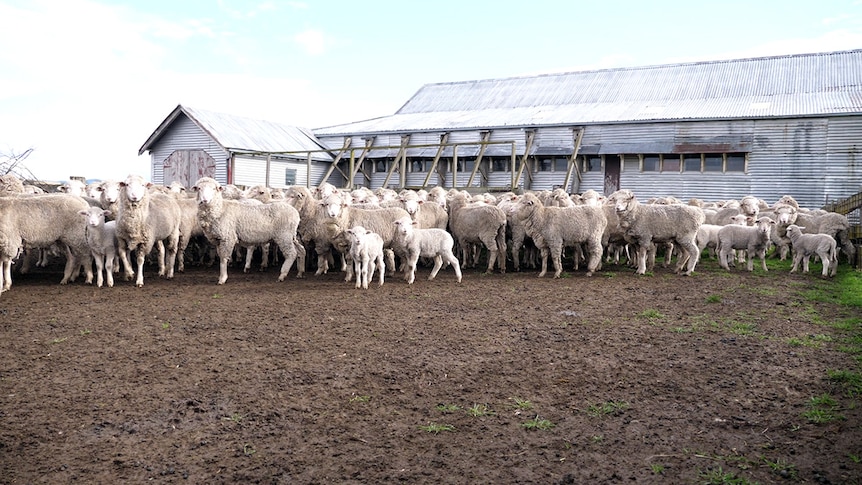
[
  {"xmin": 57, "ymin": 180, "xmax": 86, "ymax": 197},
  {"xmin": 0, "ymin": 194, "xmax": 93, "ymax": 293},
  {"xmin": 193, "ymin": 177, "xmax": 304, "ymax": 285},
  {"xmin": 0, "ymin": 174, "xmax": 25, "ymax": 196},
  {"xmin": 508, "ymin": 192, "xmax": 607, "ymax": 277},
  {"xmin": 345, "ymin": 225, "xmax": 385, "ymax": 289},
  {"xmin": 79, "ymin": 206, "xmax": 118, "ymax": 288},
  {"xmin": 398, "ymin": 190, "xmax": 448, "ymax": 229},
  {"xmin": 716, "ymin": 216, "xmax": 776, "ymax": 272},
  {"xmin": 447, "ymin": 191, "xmax": 507, "ymax": 274},
  {"xmin": 320, "ymin": 193, "xmax": 411, "ymax": 277},
  {"xmin": 283, "ymin": 185, "xmax": 341, "ymax": 275},
  {"xmin": 116, "ymin": 174, "xmax": 182, "ymax": 287},
  {"xmin": 608, "ymin": 189, "xmax": 704, "ymax": 275},
  {"xmin": 785, "ymin": 224, "xmax": 838, "ymax": 277},
  {"xmin": 392, "ymin": 216, "xmax": 462, "ymax": 285}
]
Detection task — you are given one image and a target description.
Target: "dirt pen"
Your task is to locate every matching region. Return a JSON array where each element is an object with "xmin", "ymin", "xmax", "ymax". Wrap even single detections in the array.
[{"xmin": 0, "ymin": 256, "xmax": 860, "ymax": 484}]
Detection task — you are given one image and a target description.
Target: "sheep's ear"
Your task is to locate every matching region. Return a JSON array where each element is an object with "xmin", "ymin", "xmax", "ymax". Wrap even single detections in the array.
[
  {"xmin": 78, "ymin": 209, "xmax": 88, "ymax": 216},
  {"xmin": 798, "ymin": 226, "xmax": 806, "ymax": 231},
  {"xmin": 218, "ymin": 186, "xmax": 224, "ymax": 192},
  {"xmin": 103, "ymin": 210, "xmax": 112, "ymax": 217},
  {"xmin": 412, "ymin": 221, "xmax": 419, "ymax": 227}
]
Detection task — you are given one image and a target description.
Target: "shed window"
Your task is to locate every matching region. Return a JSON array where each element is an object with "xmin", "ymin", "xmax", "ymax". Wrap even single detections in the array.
[
  {"xmin": 374, "ymin": 160, "xmax": 388, "ymax": 173},
  {"xmin": 554, "ymin": 157, "xmax": 568, "ymax": 172},
  {"xmin": 725, "ymin": 153, "xmax": 746, "ymax": 172},
  {"xmin": 583, "ymin": 156, "xmax": 602, "ymax": 172},
  {"xmin": 661, "ymin": 154, "xmax": 680, "ymax": 172},
  {"xmin": 490, "ymin": 157, "xmax": 510, "ymax": 172},
  {"xmin": 683, "ymin": 154, "xmax": 702, "ymax": 172},
  {"xmin": 284, "ymin": 169, "xmax": 296, "ymax": 186},
  {"xmin": 642, "ymin": 155, "xmax": 660, "ymax": 172},
  {"xmin": 537, "ymin": 158, "xmax": 553, "ymax": 172},
  {"xmin": 704, "ymin": 154, "xmax": 723, "ymax": 172}
]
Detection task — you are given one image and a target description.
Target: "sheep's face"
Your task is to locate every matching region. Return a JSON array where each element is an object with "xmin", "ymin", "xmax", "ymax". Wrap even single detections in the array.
[
  {"xmin": 754, "ymin": 217, "xmax": 776, "ymax": 236},
  {"xmin": 99, "ymin": 182, "xmax": 120, "ymax": 204},
  {"xmin": 322, "ymin": 199, "xmax": 345, "ymax": 218},
  {"xmin": 80, "ymin": 207, "xmax": 108, "ymax": 227},
  {"xmin": 610, "ymin": 191, "xmax": 635, "ymax": 214},
  {"xmin": 774, "ymin": 205, "xmax": 797, "ymax": 225},
  {"xmin": 194, "ymin": 182, "xmax": 221, "ymax": 205},
  {"xmin": 785, "ymin": 224, "xmax": 806, "ymax": 239},
  {"xmin": 121, "ymin": 177, "xmax": 148, "ymax": 203},
  {"xmin": 401, "ymin": 197, "xmax": 421, "ymax": 215},
  {"xmin": 393, "ymin": 217, "xmax": 414, "ymax": 237}
]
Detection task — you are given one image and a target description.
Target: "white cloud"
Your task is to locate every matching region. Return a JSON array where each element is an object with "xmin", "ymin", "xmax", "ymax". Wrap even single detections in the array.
[{"xmin": 294, "ymin": 28, "xmax": 330, "ymax": 56}]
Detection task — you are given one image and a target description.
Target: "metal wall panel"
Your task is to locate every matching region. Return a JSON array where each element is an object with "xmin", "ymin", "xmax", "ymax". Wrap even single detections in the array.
[{"xmin": 148, "ymin": 114, "xmax": 229, "ymax": 184}]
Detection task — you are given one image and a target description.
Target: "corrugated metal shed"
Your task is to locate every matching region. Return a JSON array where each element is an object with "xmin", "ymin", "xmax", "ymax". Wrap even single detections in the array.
[
  {"xmin": 140, "ymin": 105, "xmax": 332, "ymax": 161},
  {"xmin": 315, "ymin": 49, "xmax": 862, "ymax": 136}
]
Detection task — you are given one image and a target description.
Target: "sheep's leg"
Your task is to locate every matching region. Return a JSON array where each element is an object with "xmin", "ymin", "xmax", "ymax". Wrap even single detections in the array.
[
  {"xmin": 551, "ymin": 245, "xmax": 565, "ymax": 279},
  {"xmin": 105, "ymin": 251, "xmax": 115, "ymax": 288},
  {"xmin": 428, "ymin": 255, "xmax": 444, "ymax": 281},
  {"xmin": 292, "ymin": 239, "xmax": 306, "ymax": 278},
  {"xmin": 384, "ymin": 249, "xmax": 395, "ymax": 277},
  {"xmin": 375, "ymin": 255, "xmax": 385, "ymax": 287},
  {"xmin": 636, "ymin": 242, "xmax": 651, "ymax": 275},
  {"xmin": 92, "ymin": 251, "xmax": 105, "ymax": 288},
  {"xmin": 243, "ymin": 246, "xmax": 255, "ymax": 273},
  {"xmin": 585, "ymin": 240, "xmax": 603, "ymax": 276},
  {"xmin": 536, "ymin": 247, "xmax": 549, "ymax": 277},
  {"xmin": 819, "ymin": 250, "xmax": 830, "ymax": 277},
  {"xmin": 259, "ymin": 243, "xmax": 270, "ymax": 271},
  {"xmin": 276, "ymin": 241, "xmax": 298, "ymax": 282},
  {"xmin": 155, "ymin": 241, "xmax": 166, "ymax": 278},
  {"xmin": 510, "ymin": 227, "xmax": 525, "ymax": 272},
  {"xmin": 0, "ymin": 258, "xmax": 11, "ymax": 292},
  {"xmin": 802, "ymin": 255, "xmax": 811, "ymax": 274},
  {"xmin": 164, "ymin": 235, "xmax": 178, "ymax": 279},
  {"xmin": 315, "ymin": 248, "xmax": 330, "ymax": 275},
  {"xmin": 360, "ymin": 258, "xmax": 370, "ymax": 289},
  {"xmin": 353, "ymin": 258, "xmax": 362, "ymax": 288},
  {"xmin": 134, "ymin": 247, "xmax": 147, "ymax": 287},
  {"xmin": 495, "ymin": 227, "xmax": 507, "ymax": 274},
  {"xmin": 445, "ymin": 252, "xmax": 463, "ymax": 283}
]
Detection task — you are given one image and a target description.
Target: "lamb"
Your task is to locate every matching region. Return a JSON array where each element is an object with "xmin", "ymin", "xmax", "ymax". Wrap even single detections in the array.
[
  {"xmin": 716, "ymin": 216, "xmax": 776, "ymax": 272},
  {"xmin": 115, "ymin": 174, "xmax": 182, "ymax": 287},
  {"xmin": 398, "ymin": 190, "xmax": 449, "ymax": 229},
  {"xmin": 320, "ymin": 193, "xmax": 411, "ymax": 277},
  {"xmin": 79, "ymin": 206, "xmax": 118, "ymax": 287},
  {"xmin": 0, "ymin": 194, "xmax": 93, "ymax": 293},
  {"xmin": 608, "ymin": 189, "xmax": 704, "ymax": 275},
  {"xmin": 193, "ymin": 177, "xmax": 304, "ymax": 285},
  {"xmin": 345, "ymin": 225, "xmax": 385, "ymax": 289},
  {"xmin": 508, "ymin": 192, "xmax": 607, "ymax": 277},
  {"xmin": 447, "ymin": 191, "xmax": 507, "ymax": 274},
  {"xmin": 96, "ymin": 180, "xmax": 121, "ymax": 219},
  {"xmin": 392, "ymin": 216, "xmax": 462, "ymax": 284},
  {"xmin": 785, "ymin": 224, "xmax": 838, "ymax": 277}
]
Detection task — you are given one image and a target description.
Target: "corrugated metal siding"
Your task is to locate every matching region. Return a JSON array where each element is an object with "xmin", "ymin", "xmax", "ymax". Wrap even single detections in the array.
[
  {"xmin": 826, "ymin": 117, "xmax": 862, "ymax": 203},
  {"xmin": 149, "ymin": 115, "xmax": 229, "ymax": 185}
]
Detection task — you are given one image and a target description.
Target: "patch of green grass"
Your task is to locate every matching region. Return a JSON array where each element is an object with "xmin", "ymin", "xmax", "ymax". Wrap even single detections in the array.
[
  {"xmin": 849, "ymin": 454, "xmax": 861, "ymax": 464},
  {"xmin": 638, "ymin": 309, "xmax": 664, "ymax": 320},
  {"xmin": 586, "ymin": 400, "xmax": 629, "ymax": 417},
  {"xmin": 50, "ymin": 337, "xmax": 67, "ymax": 344},
  {"xmin": 705, "ymin": 294, "xmax": 722, "ymax": 303},
  {"xmin": 349, "ymin": 395, "xmax": 371, "ymax": 403},
  {"xmin": 161, "ymin": 321, "xmax": 171, "ymax": 329},
  {"xmin": 212, "ymin": 293, "xmax": 223, "ymax": 299},
  {"xmin": 521, "ymin": 416, "xmax": 555, "ymax": 430},
  {"xmin": 698, "ymin": 466, "xmax": 756, "ymax": 485},
  {"xmin": 435, "ymin": 403, "xmax": 460, "ymax": 413},
  {"xmin": 419, "ymin": 422, "xmax": 455, "ymax": 434},
  {"xmin": 827, "ymin": 369, "xmax": 862, "ymax": 397},
  {"xmin": 762, "ymin": 457, "xmax": 798, "ymax": 479},
  {"xmin": 787, "ymin": 334, "xmax": 833, "ymax": 348},
  {"xmin": 223, "ymin": 413, "xmax": 244, "ymax": 424},
  {"xmin": 728, "ymin": 321, "xmax": 758, "ymax": 336},
  {"xmin": 508, "ymin": 397, "xmax": 533, "ymax": 411},
  {"xmin": 802, "ymin": 393, "xmax": 845, "ymax": 424},
  {"xmin": 466, "ymin": 403, "xmax": 495, "ymax": 417},
  {"xmin": 242, "ymin": 444, "xmax": 256, "ymax": 456},
  {"xmin": 649, "ymin": 463, "xmax": 665, "ymax": 475},
  {"xmin": 80, "ymin": 329, "xmax": 92, "ymax": 336}
]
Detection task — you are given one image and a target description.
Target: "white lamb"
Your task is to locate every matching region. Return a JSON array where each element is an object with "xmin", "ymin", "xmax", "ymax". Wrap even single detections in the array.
[
  {"xmin": 345, "ymin": 226, "xmax": 385, "ymax": 289},
  {"xmin": 392, "ymin": 216, "xmax": 462, "ymax": 285},
  {"xmin": 785, "ymin": 224, "xmax": 838, "ymax": 277},
  {"xmin": 79, "ymin": 206, "xmax": 118, "ymax": 288},
  {"xmin": 716, "ymin": 216, "xmax": 776, "ymax": 272}
]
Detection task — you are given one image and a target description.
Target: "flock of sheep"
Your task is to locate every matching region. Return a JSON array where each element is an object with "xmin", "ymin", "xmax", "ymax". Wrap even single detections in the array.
[{"xmin": 0, "ymin": 172, "xmax": 855, "ymax": 296}]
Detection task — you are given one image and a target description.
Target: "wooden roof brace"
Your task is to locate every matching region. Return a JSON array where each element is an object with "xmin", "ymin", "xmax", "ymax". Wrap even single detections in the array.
[
  {"xmin": 564, "ymin": 127, "xmax": 585, "ymax": 193},
  {"xmin": 422, "ymin": 133, "xmax": 450, "ymax": 188},
  {"xmin": 466, "ymin": 131, "xmax": 491, "ymax": 187},
  {"xmin": 513, "ymin": 130, "xmax": 536, "ymax": 190},
  {"xmin": 318, "ymin": 137, "xmax": 352, "ymax": 187},
  {"xmin": 381, "ymin": 134, "xmax": 411, "ymax": 189}
]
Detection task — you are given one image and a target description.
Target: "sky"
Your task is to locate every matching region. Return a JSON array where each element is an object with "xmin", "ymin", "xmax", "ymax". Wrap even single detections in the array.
[{"xmin": 1, "ymin": 0, "xmax": 861, "ymax": 183}]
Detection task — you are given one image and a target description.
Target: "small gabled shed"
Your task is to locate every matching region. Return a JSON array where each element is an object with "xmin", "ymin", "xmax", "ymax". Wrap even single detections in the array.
[{"xmin": 138, "ymin": 105, "xmax": 333, "ymax": 188}]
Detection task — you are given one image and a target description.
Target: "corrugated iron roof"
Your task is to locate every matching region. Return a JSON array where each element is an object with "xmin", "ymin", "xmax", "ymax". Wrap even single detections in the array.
[
  {"xmin": 315, "ymin": 49, "xmax": 862, "ymax": 136},
  {"xmin": 139, "ymin": 105, "xmax": 333, "ymax": 160}
]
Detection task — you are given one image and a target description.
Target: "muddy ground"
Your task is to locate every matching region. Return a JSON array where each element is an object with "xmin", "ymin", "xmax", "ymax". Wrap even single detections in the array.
[{"xmin": 0, "ymin": 255, "xmax": 860, "ymax": 484}]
